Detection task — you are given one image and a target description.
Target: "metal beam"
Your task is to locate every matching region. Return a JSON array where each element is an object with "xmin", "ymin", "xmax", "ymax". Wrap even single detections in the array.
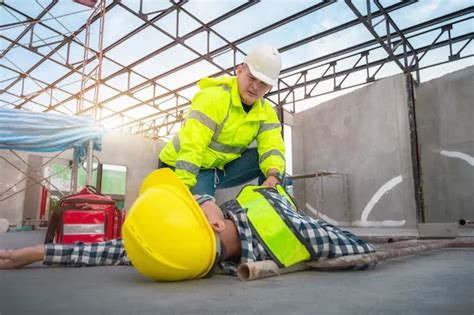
[
  {"xmin": 345, "ymin": 0, "xmax": 410, "ymax": 72},
  {"xmin": 119, "ymin": 14, "xmax": 473, "ymax": 135}
]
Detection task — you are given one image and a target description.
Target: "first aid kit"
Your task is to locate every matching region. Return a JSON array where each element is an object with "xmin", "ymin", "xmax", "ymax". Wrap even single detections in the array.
[{"xmin": 44, "ymin": 186, "xmax": 125, "ymax": 244}]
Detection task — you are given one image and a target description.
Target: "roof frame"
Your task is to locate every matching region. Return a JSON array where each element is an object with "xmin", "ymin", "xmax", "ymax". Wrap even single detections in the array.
[{"xmin": 1, "ymin": 0, "xmax": 472, "ymax": 139}]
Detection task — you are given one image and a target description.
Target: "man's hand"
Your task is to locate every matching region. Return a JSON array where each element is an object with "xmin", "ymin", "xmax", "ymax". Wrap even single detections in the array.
[
  {"xmin": 0, "ymin": 245, "xmax": 45, "ymax": 269},
  {"xmin": 262, "ymin": 174, "xmax": 280, "ymax": 188},
  {"xmin": 262, "ymin": 169, "xmax": 282, "ymax": 188}
]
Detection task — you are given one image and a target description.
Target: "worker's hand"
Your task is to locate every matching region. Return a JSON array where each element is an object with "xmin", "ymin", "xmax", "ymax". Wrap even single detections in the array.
[
  {"xmin": 0, "ymin": 245, "xmax": 45, "ymax": 269},
  {"xmin": 262, "ymin": 175, "xmax": 280, "ymax": 188}
]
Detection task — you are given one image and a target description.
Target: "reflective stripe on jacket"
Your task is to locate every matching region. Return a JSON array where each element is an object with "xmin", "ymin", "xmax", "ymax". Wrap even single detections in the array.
[{"xmin": 159, "ymin": 75, "xmax": 285, "ymax": 188}]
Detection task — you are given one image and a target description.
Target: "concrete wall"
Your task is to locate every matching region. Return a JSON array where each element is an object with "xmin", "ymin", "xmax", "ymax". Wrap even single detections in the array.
[
  {"xmin": 292, "ymin": 74, "xmax": 418, "ymax": 228},
  {"xmin": 0, "ymin": 132, "xmax": 164, "ymax": 226},
  {"xmin": 415, "ymin": 66, "xmax": 474, "ymax": 223}
]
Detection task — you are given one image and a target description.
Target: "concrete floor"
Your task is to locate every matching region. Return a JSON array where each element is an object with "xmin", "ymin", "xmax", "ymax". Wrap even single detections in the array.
[{"xmin": 1, "ymin": 230, "xmax": 473, "ymax": 315}]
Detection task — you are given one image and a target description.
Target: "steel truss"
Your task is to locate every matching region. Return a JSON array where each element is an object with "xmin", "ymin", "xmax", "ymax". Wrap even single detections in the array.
[{"xmin": 1, "ymin": 0, "xmax": 472, "ymax": 139}]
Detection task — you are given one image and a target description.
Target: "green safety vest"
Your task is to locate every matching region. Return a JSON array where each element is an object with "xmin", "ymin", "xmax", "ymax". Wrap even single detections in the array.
[{"xmin": 236, "ymin": 185, "xmax": 311, "ymax": 268}]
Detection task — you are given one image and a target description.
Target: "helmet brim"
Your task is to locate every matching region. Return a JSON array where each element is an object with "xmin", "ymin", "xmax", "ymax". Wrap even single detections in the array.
[{"xmin": 245, "ymin": 63, "xmax": 276, "ymax": 86}]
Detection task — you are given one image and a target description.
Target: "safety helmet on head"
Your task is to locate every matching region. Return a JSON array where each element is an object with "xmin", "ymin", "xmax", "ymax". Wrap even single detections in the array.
[
  {"xmin": 243, "ymin": 44, "xmax": 282, "ymax": 86},
  {"xmin": 122, "ymin": 168, "xmax": 219, "ymax": 281}
]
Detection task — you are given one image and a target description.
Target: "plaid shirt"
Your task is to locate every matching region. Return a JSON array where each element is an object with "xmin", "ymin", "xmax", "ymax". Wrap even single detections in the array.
[
  {"xmin": 44, "ymin": 188, "xmax": 375, "ymax": 275},
  {"xmin": 219, "ymin": 188, "xmax": 376, "ymax": 275}
]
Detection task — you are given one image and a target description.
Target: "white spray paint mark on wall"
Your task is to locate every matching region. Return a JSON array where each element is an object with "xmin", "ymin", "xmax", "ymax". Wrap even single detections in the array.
[
  {"xmin": 440, "ymin": 150, "xmax": 474, "ymax": 167},
  {"xmin": 360, "ymin": 175, "xmax": 403, "ymax": 222}
]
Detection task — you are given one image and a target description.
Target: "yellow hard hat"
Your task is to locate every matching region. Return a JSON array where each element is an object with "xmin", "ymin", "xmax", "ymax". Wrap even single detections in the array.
[{"xmin": 122, "ymin": 168, "xmax": 218, "ymax": 281}]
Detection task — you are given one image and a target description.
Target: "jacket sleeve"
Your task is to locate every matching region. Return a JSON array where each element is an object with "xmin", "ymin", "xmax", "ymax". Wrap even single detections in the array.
[
  {"xmin": 256, "ymin": 102, "xmax": 286, "ymax": 176},
  {"xmin": 174, "ymin": 87, "xmax": 226, "ymax": 188}
]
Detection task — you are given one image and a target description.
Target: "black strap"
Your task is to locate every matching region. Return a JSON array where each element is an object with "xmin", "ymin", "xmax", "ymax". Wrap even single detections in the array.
[
  {"xmin": 44, "ymin": 208, "xmax": 64, "ymax": 244},
  {"xmin": 58, "ymin": 186, "xmax": 106, "ymax": 205},
  {"xmin": 276, "ymin": 183, "xmax": 300, "ymax": 211},
  {"xmin": 85, "ymin": 185, "xmax": 98, "ymax": 194}
]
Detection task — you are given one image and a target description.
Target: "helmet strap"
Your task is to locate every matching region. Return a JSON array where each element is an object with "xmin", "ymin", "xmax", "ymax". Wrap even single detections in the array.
[{"xmin": 205, "ymin": 234, "xmax": 226, "ymax": 277}]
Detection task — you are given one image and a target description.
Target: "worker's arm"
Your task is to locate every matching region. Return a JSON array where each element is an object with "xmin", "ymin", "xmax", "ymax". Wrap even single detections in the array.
[
  {"xmin": 174, "ymin": 88, "xmax": 226, "ymax": 188},
  {"xmin": 256, "ymin": 102, "xmax": 286, "ymax": 187},
  {"xmin": 43, "ymin": 239, "xmax": 128, "ymax": 266},
  {"xmin": 0, "ymin": 245, "xmax": 44, "ymax": 269},
  {"xmin": 0, "ymin": 239, "xmax": 129, "ymax": 269}
]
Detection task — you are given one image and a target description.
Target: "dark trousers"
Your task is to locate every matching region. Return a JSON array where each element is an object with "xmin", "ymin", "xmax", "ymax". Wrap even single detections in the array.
[{"xmin": 158, "ymin": 147, "xmax": 265, "ymax": 196}]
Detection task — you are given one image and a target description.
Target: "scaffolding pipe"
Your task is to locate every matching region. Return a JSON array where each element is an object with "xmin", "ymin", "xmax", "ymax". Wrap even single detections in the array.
[
  {"xmin": 374, "ymin": 239, "xmax": 442, "ymax": 250},
  {"xmin": 459, "ymin": 219, "xmax": 474, "ymax": 226},
  {"xmin": 358, "ymin": 235, "xmax": 419, "ymax": 243},
  {"xmin": 71, "ymin": 159, "xmax": 78, "ymax": 193},
  {"xmin": 86, "ymin": 139, "xmax": 93, "ymax": 185},
  {"xmin": 237, "ymin": 238, "xmax": 474, "ymax": 281}
]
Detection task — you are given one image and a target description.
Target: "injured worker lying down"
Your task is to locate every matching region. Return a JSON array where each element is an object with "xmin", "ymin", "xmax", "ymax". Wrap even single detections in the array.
[{"xmin": 0, "ymin": 169, "xmax": 376, "ymax": 282}]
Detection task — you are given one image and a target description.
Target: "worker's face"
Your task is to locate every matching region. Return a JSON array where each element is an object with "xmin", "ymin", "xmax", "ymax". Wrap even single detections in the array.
[{"xmin": 236, "ymin": 63, "xmax": 272, "ymax": 105}]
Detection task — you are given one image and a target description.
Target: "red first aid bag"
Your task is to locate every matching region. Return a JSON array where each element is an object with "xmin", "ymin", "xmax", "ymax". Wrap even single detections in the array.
[{"xmin": 44, "ymin": 186, "xmax": 125, "ymax": 244}]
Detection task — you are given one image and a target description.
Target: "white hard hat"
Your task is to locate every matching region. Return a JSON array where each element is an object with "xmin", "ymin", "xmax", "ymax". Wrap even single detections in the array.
[{"xmin": 244, "ymin": 44, "xmax": 282, "ymax": 86}]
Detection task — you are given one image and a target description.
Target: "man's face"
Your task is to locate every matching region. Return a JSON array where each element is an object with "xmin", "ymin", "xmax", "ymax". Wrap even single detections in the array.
[{"xmin": 236, "ymin": 63, "xmax": 272, "ymax": 105}]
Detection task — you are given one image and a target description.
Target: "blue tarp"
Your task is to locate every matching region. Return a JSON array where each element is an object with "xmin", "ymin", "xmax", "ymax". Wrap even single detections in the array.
[{"xmin": 0, "ymin": 108, "xmax": 103, "ymax": 162}]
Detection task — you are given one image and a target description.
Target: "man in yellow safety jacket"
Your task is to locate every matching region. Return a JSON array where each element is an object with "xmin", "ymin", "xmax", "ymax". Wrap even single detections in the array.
[{"xmin": 158, "ymin": 44, "xmax": 286, "ymax": 196}]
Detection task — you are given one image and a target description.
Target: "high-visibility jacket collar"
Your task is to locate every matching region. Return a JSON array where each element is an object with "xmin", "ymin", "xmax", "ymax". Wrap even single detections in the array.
[{"xmin": 197, "ymin": 76, "xmax": 266, "ymax": 120}]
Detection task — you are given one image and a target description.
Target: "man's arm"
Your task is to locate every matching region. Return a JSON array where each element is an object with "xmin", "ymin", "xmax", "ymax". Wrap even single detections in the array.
[
  {"xmin": 0, "ymin": 239, "xmax": 128, "ymax": 269},
  {"xmin": 257, "ymin": 103, "xmax": 286, "ymax": 187},
  {"xmin": 0, "ymin": 245, "xmax": 45, "ymax": 269},
  {"xmin": 173, "ymin": 88, "xmax": 224, "ymax": 188}
]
